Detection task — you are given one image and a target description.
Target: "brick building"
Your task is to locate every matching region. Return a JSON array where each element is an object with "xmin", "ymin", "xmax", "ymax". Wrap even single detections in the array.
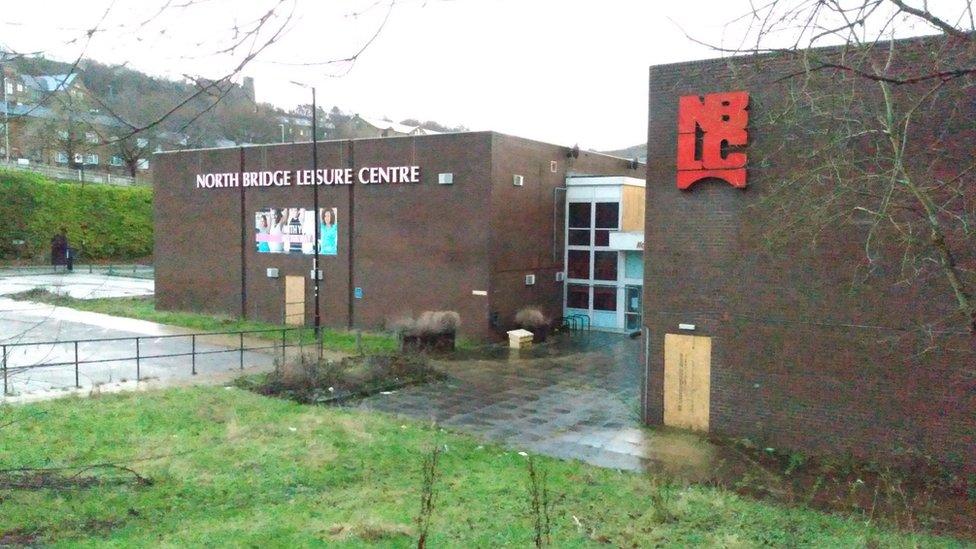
[
  {"xmin": 153, "ymin": 132, "xmax": 643, "ymax": 339},
  {"xmin": 641, "ymin": 35, "xmax": 975, "ymax": 469}
]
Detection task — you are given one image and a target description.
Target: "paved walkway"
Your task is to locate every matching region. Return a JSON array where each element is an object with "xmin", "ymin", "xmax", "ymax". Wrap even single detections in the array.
[
  {"xmin": 0, "ymin": 273, "xmax": 276, "ymax": 400},
  {"xmin": 355, "ymin": 332, "xmax": 719, "ymax": 476},
  {"xmin": 0, "ymin": 271, "xmax": 154, "ymax": 300}
]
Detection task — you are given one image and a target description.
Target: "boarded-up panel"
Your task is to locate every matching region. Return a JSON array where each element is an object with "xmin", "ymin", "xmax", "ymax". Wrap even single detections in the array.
[
  {"xmin": 663, "ymin": 333, "xmax": 711, "ymax": 431},
  {"xmin": 621, "ymin": 185, "xmax": 645, "ymax": 232},
  {"xmin": 284, "ymin": 276, "xmax": 305, "ymax": 326}
]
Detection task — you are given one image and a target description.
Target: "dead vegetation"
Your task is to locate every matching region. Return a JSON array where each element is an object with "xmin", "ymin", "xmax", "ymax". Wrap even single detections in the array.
[
  {"xmin": 708, "ymin": 439, "xmax": 976, "ymax": 539},
  {"xmin": 416, "ymin": 445, "xmax": 441, "ymax": 548},
  {"xmin": 239, "ymin": 352, "xmax": 446, "ymax": 404},
  {"xmin": 515, "ymin": 307, "xmax": 547, "ymax": 329},
  {"xmin": 0, "ymin": 464, "xmax": 152, "ymax": 490},
  {"xmin": 389, "ymin": 311, "xmax": 461, "ymax": 337}
]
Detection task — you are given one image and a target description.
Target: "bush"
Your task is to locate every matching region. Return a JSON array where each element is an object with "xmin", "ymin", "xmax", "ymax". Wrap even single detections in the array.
[
  {"xmin": 515, "ymin": 307, "xmax": 547, "ymax": 328},
  {"xmin": 0, "ymin": 169, "xmax": 153, "ymax": 260},
  {"xmin": 389, "ymin": 311, "xmax": 461, "ymax": 337}
]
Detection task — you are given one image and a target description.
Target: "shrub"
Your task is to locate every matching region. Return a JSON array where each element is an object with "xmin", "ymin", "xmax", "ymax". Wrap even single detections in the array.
[
  {"xmin": 389, "ymin": 311, "xmax": 461, "ymax": 337},
  {"xmin": 515, "ymin": 307, "xmax": 547, "ymax": 328}
]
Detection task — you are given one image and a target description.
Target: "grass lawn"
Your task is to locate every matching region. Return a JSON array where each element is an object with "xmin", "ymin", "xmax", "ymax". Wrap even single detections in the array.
[
  {"xmin": 11, "ymin": 290, "xmax": 399, "ymax": 355},
  {"xmin": 0, "ymin": 388, "xmax": 966, "ymax": 547}
]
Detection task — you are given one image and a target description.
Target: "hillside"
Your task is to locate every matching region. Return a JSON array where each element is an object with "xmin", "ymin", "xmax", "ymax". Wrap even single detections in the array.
[
  {"xmin": 604, "ymin": 142, "xmax": 646, "ymax": 161},
  {"xmin": 0, "ymin": 170, "xmax": 152, "ymax": 261},
  {"xmin": 8, "ymin": 55, "xmax": 466, "ymax": 148}
]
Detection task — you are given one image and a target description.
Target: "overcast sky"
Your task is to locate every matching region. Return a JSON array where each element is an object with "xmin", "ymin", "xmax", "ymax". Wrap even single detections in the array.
[{"xmin": 0, "ymin": 0, "xmax": 945, "ymax": 150}]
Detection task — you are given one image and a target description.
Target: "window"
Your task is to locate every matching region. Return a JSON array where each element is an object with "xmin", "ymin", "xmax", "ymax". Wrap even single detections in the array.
[
  {"xmin": 566, "ymin": 284, "xmax": 589, "ymax": 309},
  {"xmin": 567, "ymin": 250, "xmax": 590, "ymax": 279},
  {"xmin": 568, "ymin": 229, "xmax": 590, "ymax": 246},
  {"xmin": 55, "ymin": 152, "xmax": 68, "ymax": 164},
  {"xmin": 593, "ymin": 286, "xmax": 617, "ymax": 311},
  {"xmin": 4, "ymin": 82, "xmax": 11, "ymax": 95},
  {"xmin": 73, "ymin": 153, "xmax": 84, "ymax": 164},
  {"xmin": 594, "ymin": 202, "xmax": 619, "ymax": 246},
  {"xmin": 568, "ymin": 202, "xmax": 591, "ymax": 228},
  {"xmin": 136, "ymin": 138, "xmax": 149, "ymax": 148},
  {"xmin": 85, "ymin": 153, "xmax": 99, "ymax": 165},
  {"xmin": 16, "ymin": 83, "xmax": 23, "ymax": 93},
  {"xmin": 595, "ymin": 202, "xmax": 619, "ymax": 228},
  {"xmin": 110, "ymin": 155, "xmax": 124, "ymax": 167},
  {"xmin": 86, "ymin": 132, "xmax": 99, "ymax": 144},
  {"xmin": 593, "ymin": 251, "xmax": 618, "ymax": 281},
  {"xmin": 137, "ymin": 159, "xmax": 149, "ymax": 170}
]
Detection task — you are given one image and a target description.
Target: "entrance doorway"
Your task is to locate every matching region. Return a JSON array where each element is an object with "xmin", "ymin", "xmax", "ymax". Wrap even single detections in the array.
[
  {"xmin": 625, "ymin": 285, "xmax": 642, "ymax": 331},
  {"xmin": 284, "ymin": 276, "xmax": 305, "ymax": 326},
  {"xmin": 663, "ymin": 333, "xmax": 711, "ymax": 432}
]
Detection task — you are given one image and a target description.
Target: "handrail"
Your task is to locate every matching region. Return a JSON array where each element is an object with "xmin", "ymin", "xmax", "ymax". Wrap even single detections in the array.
[{"xmin": 1, "ymin": 326, "xmax": 322, "ymax": 395}]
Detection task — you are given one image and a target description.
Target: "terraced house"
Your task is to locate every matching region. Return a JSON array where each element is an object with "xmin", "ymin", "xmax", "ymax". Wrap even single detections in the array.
[{"xmin": 1, "ymin": 65, "xmax": 156, "ymax": 178}]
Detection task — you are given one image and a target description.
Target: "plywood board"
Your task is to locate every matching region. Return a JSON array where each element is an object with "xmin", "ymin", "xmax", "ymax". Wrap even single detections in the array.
[
  {"xmin": 621, "ymin": 185, "xmax": 646, "ymax": 232},
  {"xmin": 284, "ymin": 275, "xmax": 305, "ymax": 326},
  {"xmin": 663, "ymin": 333, "xmax": 711, "ymax": 432}
]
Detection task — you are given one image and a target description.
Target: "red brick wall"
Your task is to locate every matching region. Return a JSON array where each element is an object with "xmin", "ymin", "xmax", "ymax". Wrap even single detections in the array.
[
  {"xmin": 643, "ymin": 37, "xmax": 975, "ymax": 470},
  {"xmin": 154, "ymin": 132, "xmax": 640, "ymax": 340},
  {"xmin": 488, "ymin": 134, "xmax": 641, "ymax": 333}
]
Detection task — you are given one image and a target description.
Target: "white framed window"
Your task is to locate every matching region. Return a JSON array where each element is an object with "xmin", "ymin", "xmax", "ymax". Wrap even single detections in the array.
[
  {"xmin": 16, "ymin": 83, "xmax": 23, "ymax": 93},
  {"xmin": 137, "ymin": 158, "xmax": 149, "ymax": 170},
  {"xmin": 110, "ymin": 155, "xmax": 124, "ymax": 167},
  {"xmin": 86, "ymin": 132, "xmax": 99, "ymax": 144},
  {"xmin": 85, "ymin": 153, "xmax": 99, "ymax": 165},
  {"xmin": 4, "ymin": 82, "xmax": 11, "ymax": 95},
  {"xmin": 136, "ymin": 137, "xmax": 149, "ymax": 148},
  {"xmin": 73, "ymin": 153, "xmax": 84, "ymax": 164},
  {"xmin": 56, "ymin": 151, "xmax": 69, "ymax": 163}
]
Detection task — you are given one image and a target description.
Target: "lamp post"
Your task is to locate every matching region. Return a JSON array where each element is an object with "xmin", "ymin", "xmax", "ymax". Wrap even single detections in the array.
[{"xmin": 290, "ymin": 81, "xmax": 321, "ymax": 339}]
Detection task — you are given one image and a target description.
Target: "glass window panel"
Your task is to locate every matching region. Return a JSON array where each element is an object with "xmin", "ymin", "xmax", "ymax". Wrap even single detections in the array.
[
  {"xmin": 626, "ymin": 314, "xmax": 641, "ymax": 331},
  {"xmin": 568, "ymin": 229, "xmax": 590, "ymax": 246},
  {"xmin": 567, "ymin": 250, "xmax": 590, "ymax": 279},
  {"xmin": 568, "ymin": 202, "xmax": 591, "ymax": 228},
  {"xmin": 595, "ymin": 202, "xmax": 619, "ymax": 229},
  {"xmin": 593, "ymin": 251, "xmax": 618, "ymax": 281},
  {"xmin": 594, "ymin": 230, "xmax": 610, "ymax": 247},
  {"xmin": 566, "ymin": 284, "xmax": 589, "ymax": 309},
  {"xmin": 593, "ymin": 286, "xmax": 617, "ymax": 311}
]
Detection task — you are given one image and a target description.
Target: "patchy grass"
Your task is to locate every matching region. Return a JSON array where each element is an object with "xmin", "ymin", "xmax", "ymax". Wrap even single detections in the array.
[
  {"xmin": 0, "ymin": 388, "xmax": 967, "ymax": 547},
  {"xmin": 9, "ymin": 290, "xmax": 398, "ymax": 354}
]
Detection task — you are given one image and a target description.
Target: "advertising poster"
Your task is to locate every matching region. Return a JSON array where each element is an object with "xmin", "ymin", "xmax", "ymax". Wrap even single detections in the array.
[{"xmin": 255, "ymin": 207, "xmax": 338, "ymax": 255}]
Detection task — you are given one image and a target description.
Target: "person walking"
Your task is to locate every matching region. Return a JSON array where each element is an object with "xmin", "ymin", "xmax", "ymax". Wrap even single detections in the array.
[{"xmin": 51, "ymin": 228, "xmax": 69, "ymax": 270}]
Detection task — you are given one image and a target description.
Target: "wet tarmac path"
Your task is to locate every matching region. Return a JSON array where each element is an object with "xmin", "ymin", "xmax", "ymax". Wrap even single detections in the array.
[{"xmin": 355, "ymin": 332, "xmax": 719, "ymax": 475}]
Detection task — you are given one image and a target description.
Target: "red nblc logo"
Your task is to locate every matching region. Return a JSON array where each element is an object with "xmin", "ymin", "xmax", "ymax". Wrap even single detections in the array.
[{"xmin": 676, "ymin": 91, "xmax": 749, "ymax": 190}]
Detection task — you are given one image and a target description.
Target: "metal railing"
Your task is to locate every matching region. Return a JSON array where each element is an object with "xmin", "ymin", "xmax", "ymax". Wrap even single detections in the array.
[
  {"xmin": 558, "ymin": 314, "xmax": 591, "ymax": 331},
  {"xmin": 0, "ymin": 160, "xmax": 147, "ymax": 186},
  {"xmin": 1, "ymin": 327, "xmax": 321, "ymax": 395}
]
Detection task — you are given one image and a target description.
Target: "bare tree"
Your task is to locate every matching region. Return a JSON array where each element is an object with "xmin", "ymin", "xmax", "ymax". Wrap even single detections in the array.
[{"xmin": 704, "ymin": 1, "xmax": 976, "ymax": 335}]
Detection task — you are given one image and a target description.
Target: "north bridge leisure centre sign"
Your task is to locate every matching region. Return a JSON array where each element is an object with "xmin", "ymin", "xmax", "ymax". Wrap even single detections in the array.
[{"xmin": 194, "ymin": 165, "xmax": 422, "ymax": 189}]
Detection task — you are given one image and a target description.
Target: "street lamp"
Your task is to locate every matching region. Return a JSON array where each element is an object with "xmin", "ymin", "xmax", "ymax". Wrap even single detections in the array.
[{"xmin": 290, "ymin": 81, "xmax": 321, "ymax": 339}]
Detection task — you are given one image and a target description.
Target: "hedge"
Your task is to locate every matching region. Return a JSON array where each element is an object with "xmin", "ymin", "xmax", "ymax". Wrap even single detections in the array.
[{"xmin": 0, "ymin": 169, "xmax": 153, "ymax": 261}]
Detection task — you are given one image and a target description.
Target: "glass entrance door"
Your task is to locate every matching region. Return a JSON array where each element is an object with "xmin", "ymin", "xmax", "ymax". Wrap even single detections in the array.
[{"xmin": 625, "ymin": 285, "xmax": 642, "ymax": 331}]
